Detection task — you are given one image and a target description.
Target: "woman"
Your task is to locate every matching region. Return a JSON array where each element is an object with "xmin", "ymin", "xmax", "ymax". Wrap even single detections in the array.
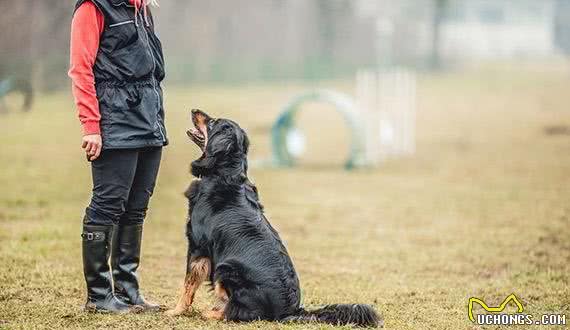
[{"xmin": 69, "ymin": 0, "xmax": 166, "ymax": 313}]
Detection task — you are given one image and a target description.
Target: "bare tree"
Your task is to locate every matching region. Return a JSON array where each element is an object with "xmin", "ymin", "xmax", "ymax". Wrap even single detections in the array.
[{"xmin": 430, "ymin": 0, "xmax": 448, "ymax": 70}]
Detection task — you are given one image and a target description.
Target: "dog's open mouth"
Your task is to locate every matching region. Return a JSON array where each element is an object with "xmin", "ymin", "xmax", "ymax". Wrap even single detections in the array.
[{"xmin": 187, "ymin": 109, "xmax": 211, "ymax": 152}]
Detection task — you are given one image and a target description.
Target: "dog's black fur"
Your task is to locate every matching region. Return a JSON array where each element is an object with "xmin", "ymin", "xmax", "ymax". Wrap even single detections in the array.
[{"xmin": 181, "ymin": 109, "xmax": 380, "ymax": 327}]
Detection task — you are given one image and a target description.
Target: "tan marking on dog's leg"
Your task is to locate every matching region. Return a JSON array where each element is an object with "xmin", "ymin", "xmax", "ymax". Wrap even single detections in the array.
[
  {"xmin": 214, "ymin": 281, "xmax": 228, "ymax": 302},
  {"xmin": 202, "ymin": 281, "xmax": 228, "ymax": 320},
  {"xmin": 165, "ymin": 257, "xmax": 211, "ymax": 316}
]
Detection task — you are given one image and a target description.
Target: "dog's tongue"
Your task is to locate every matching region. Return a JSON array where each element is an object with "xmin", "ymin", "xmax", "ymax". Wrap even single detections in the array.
[{"xmin": 195, "ymin": 116, "xmax": 208, "ymax": 136}]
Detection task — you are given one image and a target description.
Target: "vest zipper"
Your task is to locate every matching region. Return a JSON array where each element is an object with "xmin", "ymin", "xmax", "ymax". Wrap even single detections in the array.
[
  {"xmin": 109, "ymin": 20, "xmax": 134, "ymax": 28},
  {"xmin": 139, "ymin": 11, "xmax": 166, "ymax": 144}
]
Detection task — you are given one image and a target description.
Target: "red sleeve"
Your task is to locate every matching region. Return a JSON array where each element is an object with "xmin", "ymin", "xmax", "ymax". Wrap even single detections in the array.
[{"xmin": 68, "ymin": 1, "xmax": 105, "ymax": 136}]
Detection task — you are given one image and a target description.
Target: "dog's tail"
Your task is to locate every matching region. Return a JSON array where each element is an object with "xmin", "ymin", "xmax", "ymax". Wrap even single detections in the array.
[{"xmin": 283, "ymin": 304, "xmax": 382, "ymax": 328}]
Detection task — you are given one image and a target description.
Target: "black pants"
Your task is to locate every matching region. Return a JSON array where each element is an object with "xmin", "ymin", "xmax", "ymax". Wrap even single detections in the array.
[{"xmin": 84, "ymin": 147, "xmax": 162, "ymax": 226}]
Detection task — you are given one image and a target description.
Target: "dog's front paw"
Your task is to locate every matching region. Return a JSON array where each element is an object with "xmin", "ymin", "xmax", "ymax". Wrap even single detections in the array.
[{"xmin": 165, "ymin": 308, "xmax": 185, "ymax": 317}]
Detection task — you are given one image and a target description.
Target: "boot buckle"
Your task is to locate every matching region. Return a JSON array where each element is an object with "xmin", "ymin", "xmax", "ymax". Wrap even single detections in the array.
[{"xmin": 82, "ymin": 232, "xmax": 105, "ymax": 241}]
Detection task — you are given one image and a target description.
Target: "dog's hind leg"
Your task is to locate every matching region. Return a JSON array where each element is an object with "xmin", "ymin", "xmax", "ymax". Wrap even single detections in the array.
[
  {"xmin": 165, "ymin": 257, "xmax": 211, "ymax": 316},
  {"xmin": 202, "ymin": 281, "xmax": 228, "ymax": 321}
]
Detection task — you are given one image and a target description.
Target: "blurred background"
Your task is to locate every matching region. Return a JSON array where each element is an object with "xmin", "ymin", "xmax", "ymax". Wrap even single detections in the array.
[
  {"xmin": 131, "ymin": 0, "xmax": 569, "ymax": 80},
  {"xmin": 2, "ymin": 0, "xmax": 570, "ymax": 85},
  {"xmin": 0, "ymin": 1, "xmax": 569, "ymax": 329}
]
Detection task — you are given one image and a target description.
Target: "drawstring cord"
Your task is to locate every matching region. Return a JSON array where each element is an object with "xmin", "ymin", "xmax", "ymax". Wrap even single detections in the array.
[
  {"xmin": 134, "ymin": 0, "xmax": 139, "ymax": 26},
  {"xmin": 134, "ymin": 0, "xmax": 159, "ymax": 27},
  {"xmin": 143, "ymin": 3, "xmax": 150, "ymax": 26}
]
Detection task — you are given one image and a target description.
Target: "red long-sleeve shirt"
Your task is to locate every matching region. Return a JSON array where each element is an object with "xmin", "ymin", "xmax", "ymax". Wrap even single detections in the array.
[{"xmin": 69, "ymin": 0, "xmax": 144, "ymax": 135}]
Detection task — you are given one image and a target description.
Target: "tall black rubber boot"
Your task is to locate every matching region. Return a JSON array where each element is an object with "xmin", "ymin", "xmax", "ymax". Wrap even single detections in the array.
[
  {"xmin": 82, "ymin": 224, "xmax": 134, "ymax": 313},
  {"xmin": 112, "ymin": 224, "xmax": 160, "ymax": 311}
]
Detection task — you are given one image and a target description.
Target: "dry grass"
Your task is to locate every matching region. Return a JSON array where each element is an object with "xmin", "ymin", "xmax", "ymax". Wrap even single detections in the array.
[{"xmin": 0, "ymin": 65, "xmax": 569, "ymax": 329}]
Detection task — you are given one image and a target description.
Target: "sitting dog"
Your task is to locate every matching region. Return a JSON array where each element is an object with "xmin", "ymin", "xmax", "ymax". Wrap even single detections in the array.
[{"xmin": 166, "ymin": 109, "xmax": 380, "ymax": 327}]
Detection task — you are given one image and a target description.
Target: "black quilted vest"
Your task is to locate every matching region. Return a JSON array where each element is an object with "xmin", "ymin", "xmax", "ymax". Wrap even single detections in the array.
[{"xmin": 74, "ymin": 0, "xmax": 168, "ymax": 149}]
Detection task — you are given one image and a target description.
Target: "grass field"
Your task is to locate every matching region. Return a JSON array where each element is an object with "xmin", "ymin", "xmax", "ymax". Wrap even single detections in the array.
[{"xmin": 0, "ymin": 65, "xmax": 569, "ymax": 329}]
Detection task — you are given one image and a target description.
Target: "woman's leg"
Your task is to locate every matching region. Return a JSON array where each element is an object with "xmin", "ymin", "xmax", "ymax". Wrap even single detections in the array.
[
  {"xmin": 85, "ymin": 149, "xmax": 140, "ymax": 225},
  {"xmin": 112, "ymin": 147, "xmax": 162, "ymax": 311},
  {"xmin": 82, "ymin": 149, "xmax": 139, "ymax": 313}
]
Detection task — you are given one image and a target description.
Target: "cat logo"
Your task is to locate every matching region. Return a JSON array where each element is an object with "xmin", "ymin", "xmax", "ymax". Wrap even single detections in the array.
[{"xmin": 468, "ymin": 294, "xmax": 524, "ymax": 322}]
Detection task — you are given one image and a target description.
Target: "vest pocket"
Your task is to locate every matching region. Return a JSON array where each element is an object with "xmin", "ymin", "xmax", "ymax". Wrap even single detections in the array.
[{"xmin": 107, "ymin": 20, "xmax": 138, "ymax": 51}]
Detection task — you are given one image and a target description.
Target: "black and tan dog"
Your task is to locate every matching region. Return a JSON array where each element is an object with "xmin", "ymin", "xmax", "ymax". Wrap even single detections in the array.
[{"xmin": 165, "ymin": 109, "xmax": 380, "ymax": 327}]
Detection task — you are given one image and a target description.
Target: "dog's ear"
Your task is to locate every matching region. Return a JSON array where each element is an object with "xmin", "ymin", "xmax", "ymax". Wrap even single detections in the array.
[{"xmin": 232, "ymin": 128, "xmax": 249, "ymax": 155}]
